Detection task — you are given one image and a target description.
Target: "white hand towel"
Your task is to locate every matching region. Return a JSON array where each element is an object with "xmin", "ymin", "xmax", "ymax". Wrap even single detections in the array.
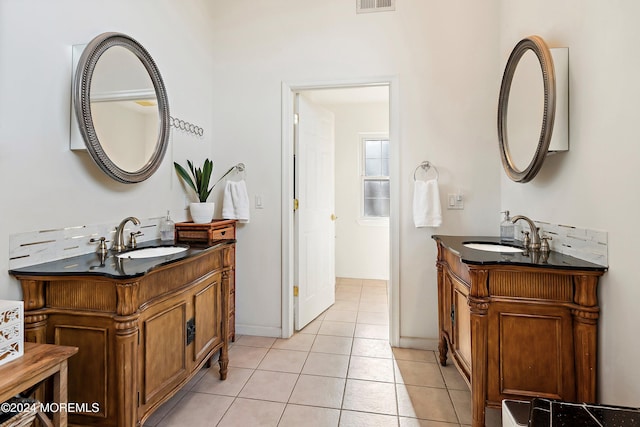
[
  {"xmin": 413, "ymin": 179, "xmax": 442, "ymax": 228},
  {"xmin": 222, "ymin": 180, "xmax": 250, "ymax": 223}
]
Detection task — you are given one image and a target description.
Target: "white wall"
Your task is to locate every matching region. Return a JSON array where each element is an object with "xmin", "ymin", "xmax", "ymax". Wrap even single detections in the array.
[
  {"xmin": 499, "ymin": 0, "xmax": 640, "ymax": 406},
  {"xmin": 326, "ymin": 101, "xmax": 389, "ymax": 281},
  {"xmin": 207, "ymin": 0, "xmax": 501, "ymax": 341},
  {"xmin": 0, "ymin": 0, "xmax": 218, "ymax": 300}
]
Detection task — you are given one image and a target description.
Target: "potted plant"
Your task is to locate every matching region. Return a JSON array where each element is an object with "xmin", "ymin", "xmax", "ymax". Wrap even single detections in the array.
[{"xmin": 174, "ymin": 158, "xmax": 216, "ymax": 223}]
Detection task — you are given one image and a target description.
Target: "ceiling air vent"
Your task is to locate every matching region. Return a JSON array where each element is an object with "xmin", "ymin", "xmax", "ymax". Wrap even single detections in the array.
[{"xmin": 357, "ymin": 0, "xmax": 396, "ymax": 14}]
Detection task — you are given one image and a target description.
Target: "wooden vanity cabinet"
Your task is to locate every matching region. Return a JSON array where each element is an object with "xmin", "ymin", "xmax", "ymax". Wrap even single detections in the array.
[
  {"xmin": 13, "ymin": 243, "xmax": 234, "ymax": 427},
  {"xmin": 435, "ymin": 240, "xmax": 604, "ymax": 427}
]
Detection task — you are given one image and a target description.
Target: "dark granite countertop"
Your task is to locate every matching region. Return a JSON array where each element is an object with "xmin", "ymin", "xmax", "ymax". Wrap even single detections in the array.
[
  {"xmin": 529, "ymin": 398, "xmax": 640, "ymax": 426},
  {"xmin": 432, "ymin": 235, "xmax": 607, "ymax": 272},
  {"xmin": 9, "ymin": 239, "xmax": 235, "ymax": 280}
]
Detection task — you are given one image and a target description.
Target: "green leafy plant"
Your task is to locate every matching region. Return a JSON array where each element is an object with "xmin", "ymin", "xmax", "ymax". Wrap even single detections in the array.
[{"xmin": 174, "ymin": 159, "xmax": 214, "ymax": 202}]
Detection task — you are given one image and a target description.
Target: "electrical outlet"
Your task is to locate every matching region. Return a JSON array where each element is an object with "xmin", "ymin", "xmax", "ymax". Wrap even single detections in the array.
[{"xmin": 447, "ymin": 193, "xmax": 464, "ymax": 210}]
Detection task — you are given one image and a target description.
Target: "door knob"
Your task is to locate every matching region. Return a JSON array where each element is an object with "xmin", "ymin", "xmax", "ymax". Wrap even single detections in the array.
[{"xmin": 330, "ymin": 214, "xmax": 337, "ymax": 221}]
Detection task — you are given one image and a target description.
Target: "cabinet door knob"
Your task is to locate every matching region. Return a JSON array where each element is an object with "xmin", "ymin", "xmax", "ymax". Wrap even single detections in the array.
[{"xmin": 330, "ymin": 214, "xmax": 337, "ymax": 221}]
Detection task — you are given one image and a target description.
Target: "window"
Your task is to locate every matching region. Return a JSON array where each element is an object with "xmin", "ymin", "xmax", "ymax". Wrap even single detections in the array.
[{"xmin": 361, "ymin": 136, "xmax": 389, "ymax": 218}]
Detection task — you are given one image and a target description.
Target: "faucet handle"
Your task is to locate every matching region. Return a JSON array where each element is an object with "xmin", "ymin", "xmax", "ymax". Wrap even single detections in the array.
[
  {"xmin": 540, "ymin": 235, "xmax": 552, "ymax": 253},
  {"xmin": 129, "ymin": 231, "xmax": 142, "ymax": 249},
  {"xmin": 521, "ymin": 231, "xmax": 531, "ymax": 248},
  {"xmin": 90, "ymin": 237, "xmax": 109, "ymax": 254}
]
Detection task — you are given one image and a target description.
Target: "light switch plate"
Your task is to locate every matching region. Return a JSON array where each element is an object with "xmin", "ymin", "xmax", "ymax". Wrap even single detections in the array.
[{"xmin": 447, "ymin": 193, "xmax": 464, "ymax": 210}]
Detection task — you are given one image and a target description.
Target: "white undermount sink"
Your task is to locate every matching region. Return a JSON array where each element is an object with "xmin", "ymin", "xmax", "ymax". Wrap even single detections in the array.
[
  {"xmin": 463, "ymin": 242, "xmax": 524, "ymax": 253},
  {"xmin": 116, "ymin": 246, "xmax": 188, "ymax": 259}
]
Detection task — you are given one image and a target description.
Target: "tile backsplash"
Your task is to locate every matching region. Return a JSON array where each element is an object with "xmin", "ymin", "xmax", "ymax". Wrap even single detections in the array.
[
  {"xmin": 513, "ymin": 220, "xmax": 608, "ymax": 267},
  {"xmin": 9, "ymin": 216, "xmax": 166, "ymax": 270}
]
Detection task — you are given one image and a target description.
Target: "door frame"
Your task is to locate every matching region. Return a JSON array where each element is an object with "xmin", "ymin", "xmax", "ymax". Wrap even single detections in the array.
[{"xmin": 281, "ymin": 76, "xmax": 400, "ymax": 346}]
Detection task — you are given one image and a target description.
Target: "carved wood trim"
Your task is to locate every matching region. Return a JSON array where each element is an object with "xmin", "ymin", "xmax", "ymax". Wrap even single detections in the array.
[
  {"xmin": 21, "ymin": 279, "xmax": 45, "ymax": 310},
  {"xmin": 48, "ymin": 280, "xmax": 117, "ymax": 311},
  {"xmin": 115, "ymin": 282, "xmax": 140, "ymax": 316},
  {"xmin": 490, "ymin": 271, "xmax": 572, "ymax": 301},
  {"xmin": 468, "ymin": 269, "xmax": 489, "ymax": 299}
]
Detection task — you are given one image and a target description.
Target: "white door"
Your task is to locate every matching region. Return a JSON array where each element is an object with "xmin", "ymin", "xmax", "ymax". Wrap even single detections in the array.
[{"xmin": 294, "ymin": 93, "xmax": 336, "ymax": 330}]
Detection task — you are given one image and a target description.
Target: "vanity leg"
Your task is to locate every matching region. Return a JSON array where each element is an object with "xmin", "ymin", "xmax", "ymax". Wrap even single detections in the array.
[
  {"xmin": 572, "ymin": 275, "xmax": 599, "ymax": 403},
  {"xmin": 218, "ymin": 345, "xmax": 229, "ymax": 380}
]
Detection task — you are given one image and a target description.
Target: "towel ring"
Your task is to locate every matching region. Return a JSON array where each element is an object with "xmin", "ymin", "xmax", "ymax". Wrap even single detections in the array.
[{"xmin": 413, "ymin": 161, "xmax": 439, "ymax": 181}]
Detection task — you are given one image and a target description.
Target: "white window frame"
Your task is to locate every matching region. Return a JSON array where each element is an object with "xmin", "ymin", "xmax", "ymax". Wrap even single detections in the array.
[{"xmin": 358, "ymin": 133, "xmax": 390, "ymax": 226}]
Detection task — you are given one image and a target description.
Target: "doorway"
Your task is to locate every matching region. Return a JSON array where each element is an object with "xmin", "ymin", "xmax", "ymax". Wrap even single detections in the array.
[{"xmin": 281, "ymin": 78, "xmax": 400, "ymax": 346}]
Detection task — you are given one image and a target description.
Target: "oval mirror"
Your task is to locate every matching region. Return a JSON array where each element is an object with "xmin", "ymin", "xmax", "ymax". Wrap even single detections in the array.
[
  {"xmin": 74, "ymin": 32, "xmax": 170, "ymax": 183},
  {"xmin": 498, "ymin": 35, "xmax": 556, "ymax": 183}
]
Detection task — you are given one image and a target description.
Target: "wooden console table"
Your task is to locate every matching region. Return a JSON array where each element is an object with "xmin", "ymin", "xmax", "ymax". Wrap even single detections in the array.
[{"xmin": 0, "ymin": 342, "xmax": 78, "ymax": 427}]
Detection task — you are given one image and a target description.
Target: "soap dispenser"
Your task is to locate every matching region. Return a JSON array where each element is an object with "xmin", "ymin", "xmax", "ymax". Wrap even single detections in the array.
[
  {"xmin": 160, "ymin": 211, "xmax": 175, "ymax": 241},
  {"xmin": 500, "ymin": 210, "xmax": 515, "ymax": 242}
]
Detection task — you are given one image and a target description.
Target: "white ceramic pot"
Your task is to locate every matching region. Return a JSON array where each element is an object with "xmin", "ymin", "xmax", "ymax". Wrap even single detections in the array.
[{"xmin": 189, "ymin": 202, "xmax": 215, "ymax": 224}]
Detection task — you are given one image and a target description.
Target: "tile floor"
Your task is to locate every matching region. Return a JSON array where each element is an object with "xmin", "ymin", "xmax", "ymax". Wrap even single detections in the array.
[{"xmin": 144, "ymin": 278, "xmax": 502, "ymax": 427}]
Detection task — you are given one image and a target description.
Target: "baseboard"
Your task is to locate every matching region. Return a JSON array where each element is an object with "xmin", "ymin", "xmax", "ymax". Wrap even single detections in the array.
[
  {"xmin": 235, "ymin": 324, "xmax": 283, "ymax": 338},
  {"xmin": 398, "ymin": 337, "xmax": 439, "ymax": 351}
]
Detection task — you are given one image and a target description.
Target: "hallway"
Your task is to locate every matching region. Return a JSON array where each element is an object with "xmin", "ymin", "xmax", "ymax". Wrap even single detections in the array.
[{"xmin": 144, "ymin": 278, "xmax": 501, "ymax": 426}]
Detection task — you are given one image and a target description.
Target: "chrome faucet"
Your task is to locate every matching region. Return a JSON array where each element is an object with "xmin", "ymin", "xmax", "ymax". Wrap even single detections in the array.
[
  {"xmin": 511, "ymin": 215, "xmax": 541, "ymax": 251},
  {"xmin": 113, "ymin": 216, "xmax": 140, "ymax": 252}
]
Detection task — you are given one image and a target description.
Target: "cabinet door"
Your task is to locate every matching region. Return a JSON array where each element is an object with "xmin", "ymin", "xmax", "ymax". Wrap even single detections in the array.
[
  {"xmin": 487, "ymin": 302, "xmax": 575, "ymax": 403},
  {"xmin": 140, "ymin": 300, "xmax": 187, "ymax": 406},
  {"xmin": 193, "ymin": 273, "xmax": 222, "ymax": 364}
]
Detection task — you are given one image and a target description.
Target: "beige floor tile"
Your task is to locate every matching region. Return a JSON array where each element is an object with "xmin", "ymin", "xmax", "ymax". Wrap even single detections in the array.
[
  {"xmin": 399, "ymin": 417, "xmax": 459, "ymax": 427},
  {"xmin": 272, "ymin": 333, "xmax": 316, "ymax": 351},
  {"xmin": 335, "ymin": 290, "xmax": 361, "ymax": 302},
  {"xmin": 258, "ymin": 348, "xmax": 308, "ymax": 373},
  {"xmin": 351, "ymin": 338, "xmax": 393, "ymax": 359},
  {"xmin": 228, "ymin": 345, "xmax": 269, "ymax": 369},
  {"xmin": 357, "ymin": 311, "xmax": 389, "ymax": 325},
  {"xmin": 299, "ymin": 318, "xmax": 322, "ymax": 334},
  {"xmin": 396, "ymin": 384, "xmax": 457, "ymax": 423},
  {"xmin": 361, "ymin": 287, "xmax": 388, "ymax": 297},
  {"xmin": 238, "ymin": 370, "xmax": 298, "ymax": 402},
  {"xmin": 339, "ymin": 410, "xmax": 398, "ymax": 426},
  {"xmin": 439, "ymin": 363, "xmax": 469, "ymax": 391},
  {"xmin": 360, "ymin": 294, "xmax": 387, "ymax": 304},
  {"xmin": 358, "ymin": 302, "xmax": 389, "ymax": 313},
  {"xmin": 157, "ymin": 392, "xmax": 233, "ymax": 427},
  {"xmin": 336, "ymin": 283, "xmax": 362, "ymax": 292},
  {"xmin": 192, "ymin": 366, "xmax": 253, "ymax": 397},
  {"xmin": 395, "ymin": 360, "xmax": 445, "ymax": 388},
  {"xmin": 143, "ymin": 389, "xmax": 186, "ymax": 426},
  {"xmin": 449, "ymin": 389, "xmax": 471, "ymax": 425},
  {"xmin": 354, "ymin": 323, "xmax": 389, "ymax": 340},
  {"xmin": 393, "ymin": 348, "xmax": 437, "ymax": 363},
  {"xmin": 289, "ymin": 375, "xmax": 346, "ymax": 409},
  {"xmin": 342, "ymin": 379, "xmax": 397, "ymax": 415},
  {"xmin": 311, "ymin": 335, "xmax": 353, "ymax": 355},
  {"xmin": 348, "ymin": 356, "xmax": 395, "ymax": 382},
  {"xmin": 279, "ymin": 404, "xmax": 340, "ymax": 427},
  {"xmin": 325, "ymin": 309, "xmax": 358, "ymax": 323},
  {"xmin": 318, "ymin": 320, "xmax": 356, "ymax": 337},
  {"xmin": 235, "ymin": 335, "xmax": 277, "ymax": 348},
  {"xmin": 331, "ymin": 300, "xmax": 360, "ymax": 311},
  {"xmin": 217, "ymin": 397, "xmax": 285, "ymax": 427},
  {"xmin": 302, "ymin": 352, "xmax": 350, "ymax": 378},
  {"xmin": 336, "ymin": 278, "xmax": 363, "ymax": 286},
  {"xmin": 362, "ymin": 279, "xmax": 388, "ymax": 288}
]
